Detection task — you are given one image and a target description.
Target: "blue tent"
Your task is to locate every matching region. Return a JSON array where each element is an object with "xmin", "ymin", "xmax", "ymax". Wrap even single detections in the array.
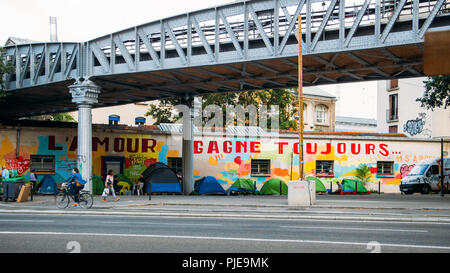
[
  {"xmin": 194, "ymin": 176, "xmax": 227, "ymax": 195},
  {"xmin": 37, "ymin": 175, "xmax": 58, "ymax": 195},
  {"xmin": 142, "ymin": 163, "xmax": 182, "ymax": 194}
]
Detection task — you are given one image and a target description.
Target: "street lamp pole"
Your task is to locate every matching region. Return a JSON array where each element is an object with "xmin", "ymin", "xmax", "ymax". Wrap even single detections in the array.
[
  {"xmin": 441, "ymin": 137, "xmax": 445, "ymax": 197},
  {"xmin": 298, "ymin": 15, "xmax": 305, "ymax": 181}
]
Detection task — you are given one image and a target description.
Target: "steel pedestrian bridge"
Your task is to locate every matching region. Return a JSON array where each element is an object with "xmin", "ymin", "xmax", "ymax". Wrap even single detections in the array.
[{"xmin": 1, "ymin": 0, "xmax": 449, "ymax": 118}]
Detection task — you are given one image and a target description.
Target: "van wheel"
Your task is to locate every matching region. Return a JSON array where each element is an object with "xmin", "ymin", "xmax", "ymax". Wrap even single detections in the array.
[{"xmin": 421, "ymin": 185, "xmax": 431, "ymax": 195}]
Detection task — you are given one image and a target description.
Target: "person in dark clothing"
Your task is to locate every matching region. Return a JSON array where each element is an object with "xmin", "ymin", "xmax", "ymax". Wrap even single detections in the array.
[
  {"xmin": 29, "ymin": 169, "xmax": 37, "ymax": 195},
  {"xmin": 113, "ymin": 175, "xmax": 123, "ymax": 195},
  {"xmin": 67, "ymin": 168, "xmax": 86, "ymax": 207}
]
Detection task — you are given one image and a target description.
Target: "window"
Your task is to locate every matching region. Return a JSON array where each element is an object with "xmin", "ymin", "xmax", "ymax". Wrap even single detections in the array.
[
  {"xmin": 315, "ymin": 105, "xmax": 328, "ymax": 125},
  {"xmin": 316, "ymin": 160, "xmax": 334, "ymax": 177},
  {"xmin": 30, "ymin": 155, "xmax": 55, "ymax": 173},
  {"xmin": 135, "ymin": 117, "xmax": 146, "ymax": 126},
  {"xmin": 389, "ymin": 79, "xmax": 399, "ymax": 90},
  {"xmin": 109, "ymin": 115, "xmax": 120, "ymax": 125},
  {"xmin": 377, "ymin": 161, "xmax": 394, "ymax": 176},
  {"xmin": 251, "ymin": 159, "xmax": 271, "ymax": 176},
  {"xmin": 389, "ymin": 125, "xmax": 398, "ymax": 134},
  {"xmin": 388, "ymin": 94, "xmax": 398, "ymax": 121},
  {"xmin": 168, "ymin": 157, "xmax": 183, "ymax": 174},
  {"xmin": 428, "ymin": 165, "xmax": 440, "ymax": 176}
]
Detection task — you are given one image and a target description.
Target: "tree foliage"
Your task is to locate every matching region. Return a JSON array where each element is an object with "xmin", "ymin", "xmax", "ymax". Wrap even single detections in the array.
[
  {"xmin": 417, "ymin": 76, "xmax": 450, "ymax": 110},
  {"xmin": 145, "ymin": 89, "xmax": 299, "ymax": 130},
  {"xmin": 355, "ymin": 164, "xmax": 372, "ymax": 186}
]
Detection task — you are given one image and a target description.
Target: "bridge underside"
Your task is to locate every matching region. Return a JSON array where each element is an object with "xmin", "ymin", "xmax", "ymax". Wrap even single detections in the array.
[{"xmin": 0, "ymin": 44, "xmax": 423, "ymax": 119}]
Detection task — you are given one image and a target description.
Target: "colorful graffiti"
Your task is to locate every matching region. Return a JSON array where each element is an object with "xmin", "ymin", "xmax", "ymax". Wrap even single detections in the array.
[{"xmin": 0, "ymin": 127, "xmax": 447, "ymax": 194}]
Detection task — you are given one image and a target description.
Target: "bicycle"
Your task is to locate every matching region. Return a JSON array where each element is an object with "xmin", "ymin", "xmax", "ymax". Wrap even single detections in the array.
[{"xmin": 55, "ymin": 183, "xmax": 94, "ymax": 209}]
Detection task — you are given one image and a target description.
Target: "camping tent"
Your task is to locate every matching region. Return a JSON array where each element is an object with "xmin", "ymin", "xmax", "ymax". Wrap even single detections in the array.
[
  {"xmin": 306, "ymin": 176, "xmax": 327, "ymax": 193},
  {"xmin": 260, "ymin": 178, "xmax": 288, "ymax": 195},
  {"xmin": 194, "ymin": 176, "xmax": 227, "ymax": 195},
  {"xmin": 342, "ymin": 178, "xmax": 368, "ymax": 193},
  {"xmin": 37, "ymin": 175, "xmax": 57, "ymax": 195},
  {"xmin": 228, "ymin": 178, "xmax": 257, "ymax": 194},
  {"xmin": 142, "ymin": 162, "xmax": 182, "ymax": 194}
]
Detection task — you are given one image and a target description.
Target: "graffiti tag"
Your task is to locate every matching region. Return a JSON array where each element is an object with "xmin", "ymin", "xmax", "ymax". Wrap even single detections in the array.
[{"xmin": 400, "ymin": 164, "xmax": 415, "ymax": 178}]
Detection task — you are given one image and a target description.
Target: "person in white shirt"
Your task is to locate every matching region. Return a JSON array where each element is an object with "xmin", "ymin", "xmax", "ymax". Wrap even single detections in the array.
[{"xmin": 1, "ymin": 167, "xmax": 10, "ymax": 180}]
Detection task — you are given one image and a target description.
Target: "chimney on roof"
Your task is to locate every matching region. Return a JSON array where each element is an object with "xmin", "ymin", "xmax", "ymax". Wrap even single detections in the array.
[{"xmin": 49, "ymin": 16, "xmax": 58, "ymax": 42}]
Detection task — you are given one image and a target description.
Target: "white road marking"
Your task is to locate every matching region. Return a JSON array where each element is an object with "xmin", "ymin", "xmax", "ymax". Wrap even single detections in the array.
[
  {"xmin": 0, "ymin": 220, "xmax": 55, "ymax": 223},
  {"xmin": 0, "ymin": 231, "xmax": 449, "ymax": 250},
  {"xmin": 101, "ymin": 221, "xmax": 222, "ymax": 227},
  {"xmin": 280, "ymin": 225, "xmax": 428, "ymax": 233}
]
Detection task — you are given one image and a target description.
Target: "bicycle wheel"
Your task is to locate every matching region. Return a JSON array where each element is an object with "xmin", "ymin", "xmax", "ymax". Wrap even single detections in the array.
[
  {"xmin": 79, "ymin": 192, "xmax": 94, "ymax": 209},
  {"xmin": 55, "ymin": 192, "xmax": 70, "ymax": 209}
]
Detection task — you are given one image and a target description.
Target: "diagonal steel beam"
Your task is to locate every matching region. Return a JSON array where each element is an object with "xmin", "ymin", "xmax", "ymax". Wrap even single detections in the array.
[
  {"xmin": 311, "ymin": 0, "xmax": 339, "ymax": 50},
  {"xmin": 219, "ymin": 10, "xmax": 244, "ymax": 58},
  {"xmin": 165, "ymin": 22, "xmax": 188, "ymax": 65},
  {"xmin": 137, "ymin": 29, "xmax": 161, "ymax": 68},
  {"xmin": 278, "ymin": 0, "xmax": 305, "ymax": 55},
  {"xmin": 346, "ymin": 52, "xmax": 391, "ymax": 78},
  {"xmin": 113, "ymin": 36, "xmax": 135, "ymax": 71},
  {"xmin": 380, "ymin": 0, "xmax": 407, "ymax": 43},
  {"xmin": 418, "ymin": 0, "xmax": 445, "ymax": 38},
  {"xmin": 49, "ymin": 44, "xmax": 62, "ymax": 82},
  {"xmin": 248, "ymin": 4, "xmax": 274, "ymax": 55},
  {"xmin": 90, "ymin": 43, "xmax": 111, "ymax": 73},
  {"xmin": 344, "ymin": 0, "xmax": 371, "ymax": 47},
  {"xmin": 64, "ymin": 45, "xmax": 79, "ymax": 79},
  {"xmin": 192, "ymin": 16, "xmax": 215, "ymax": 62}
]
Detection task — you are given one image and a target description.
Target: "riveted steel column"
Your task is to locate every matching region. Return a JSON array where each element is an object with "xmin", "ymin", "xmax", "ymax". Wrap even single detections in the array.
[
  {"xmin": 69, "ymin": 79, "xmax": 101, "ymax": 193},
  {"xmin": 181, "ymin": 96, "xmax": 195, "ymax": 195}
]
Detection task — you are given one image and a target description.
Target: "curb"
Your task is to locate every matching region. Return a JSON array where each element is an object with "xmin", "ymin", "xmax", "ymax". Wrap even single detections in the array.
[{"xmin": 1, "ymin": 209, "xmax": 450, "ymax": 223}]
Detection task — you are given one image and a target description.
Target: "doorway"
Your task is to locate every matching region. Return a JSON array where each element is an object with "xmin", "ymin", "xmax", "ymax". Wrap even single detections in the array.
[{"xmin": 102, "ymin": 156, "xmax": 125, "ymax": 178}]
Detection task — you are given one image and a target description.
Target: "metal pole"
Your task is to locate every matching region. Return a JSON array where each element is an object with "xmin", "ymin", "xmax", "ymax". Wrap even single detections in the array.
[
  {"xmin": 298, "ymin": 15, "xmax": 305, "ymax": 181},
  {"xmin": 441, "ymin": 138, "xmax": 445, "ymax": 197}
]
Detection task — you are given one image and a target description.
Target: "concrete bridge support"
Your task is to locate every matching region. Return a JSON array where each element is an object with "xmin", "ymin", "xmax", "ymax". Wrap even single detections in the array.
[
  {"xmin": 69, "ymin": 79, "xmax": 101, "ymax": 193},
  {"xmin": 180, "ymin": 96, "xmax": 195, "ymax": 195}
]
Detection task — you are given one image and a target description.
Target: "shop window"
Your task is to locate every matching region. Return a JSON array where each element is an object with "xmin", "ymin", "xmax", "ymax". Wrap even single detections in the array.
[
  {"xmin": 251, "ymin": 159, "xmax": 271, "ymax": 176},
  {"xmin": 30, "ymin": 155, "xmax": 55, "ymax": 174},
  {"xmin": 168, "ymin": 157, "xmax": 183, "ymax": 174},
  {"xmin": 316, "ymin": 160, "xmax": 334, "ymax": 177},
  {"xmin": 377, "ymin": 161, "xmax": 394, "ymax": 176}
]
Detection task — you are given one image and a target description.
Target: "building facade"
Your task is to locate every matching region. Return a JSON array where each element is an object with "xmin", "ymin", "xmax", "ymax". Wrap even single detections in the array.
[
  {"xmin": 377, "ymin": 77, "xmax": 450, "ymax": 139},
  {"xmin": 1, "ymin": 121, "xmax": 448, "ymax": 194}
]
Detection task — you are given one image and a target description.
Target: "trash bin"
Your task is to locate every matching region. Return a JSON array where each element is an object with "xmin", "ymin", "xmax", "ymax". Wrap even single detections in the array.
[{"xmin": 2, "ymin": 178, "xmax": 25, "ymax": 202}]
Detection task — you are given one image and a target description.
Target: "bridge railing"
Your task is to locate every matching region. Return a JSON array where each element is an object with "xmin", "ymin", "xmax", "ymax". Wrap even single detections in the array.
[{"xmin": 2, "ymin": 0, "xmax": 449, "ymax": 91}]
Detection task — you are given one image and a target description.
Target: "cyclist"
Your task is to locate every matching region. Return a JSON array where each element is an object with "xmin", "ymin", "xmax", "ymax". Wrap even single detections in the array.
[{"xmin": 67, "ymin": 168, "xmax": 87, "ymax": 207}]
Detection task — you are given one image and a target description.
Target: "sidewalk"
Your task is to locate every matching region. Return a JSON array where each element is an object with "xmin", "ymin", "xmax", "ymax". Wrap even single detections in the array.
[{"xmin": 1, "ymin": 194, "xmax": 450, "ymax": 222}]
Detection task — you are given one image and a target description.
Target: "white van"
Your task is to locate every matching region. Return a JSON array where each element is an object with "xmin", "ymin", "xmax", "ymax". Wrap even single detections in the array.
[{"xmin": 400, "ymin": 157, "xmax": 450, "ymax": 194}]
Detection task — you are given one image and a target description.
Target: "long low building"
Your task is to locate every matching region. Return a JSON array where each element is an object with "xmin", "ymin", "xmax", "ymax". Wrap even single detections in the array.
[{"xmin": 0, "ymin": 120, "xmax": 448, "ymax": 194}]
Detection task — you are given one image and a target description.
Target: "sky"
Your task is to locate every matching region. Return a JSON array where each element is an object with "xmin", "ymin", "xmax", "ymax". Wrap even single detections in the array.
[{"xmin": 1, "ymin": 0, "xmax": 378, "ymax": 119}]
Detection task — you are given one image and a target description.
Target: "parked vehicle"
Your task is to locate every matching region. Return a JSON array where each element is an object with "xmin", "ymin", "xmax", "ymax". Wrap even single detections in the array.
[{"xmin": 400, "ymin": 158, "xmax": 450, "ymax": 194}]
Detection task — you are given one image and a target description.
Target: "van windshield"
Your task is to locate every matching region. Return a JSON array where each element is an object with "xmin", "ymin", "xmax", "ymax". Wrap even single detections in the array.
[{"xmin": 408, "ymin": 164, "xmax": 429, "ymax": 176}]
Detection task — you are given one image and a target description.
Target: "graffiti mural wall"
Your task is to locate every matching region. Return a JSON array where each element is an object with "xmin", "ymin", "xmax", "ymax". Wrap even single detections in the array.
[{"xmin": 0, "ymin": 124, "xmax": 447, "ymax": 193}]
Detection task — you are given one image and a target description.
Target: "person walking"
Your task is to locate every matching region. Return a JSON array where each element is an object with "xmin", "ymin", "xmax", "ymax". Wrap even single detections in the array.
[
  {"xmin": 67, "ymin": 168, "xmax": 86, "ymax": 207},
  {"xmin": 29, "ymin": 169, "xmax": 37, "ymax": 196},
  {"xmin": 102, "ymin": 170, "xmax": 120, "ymax": 202},
  {"xmin": 1, "ymin": 166, "xmax": 10, "ymax": 180}
]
